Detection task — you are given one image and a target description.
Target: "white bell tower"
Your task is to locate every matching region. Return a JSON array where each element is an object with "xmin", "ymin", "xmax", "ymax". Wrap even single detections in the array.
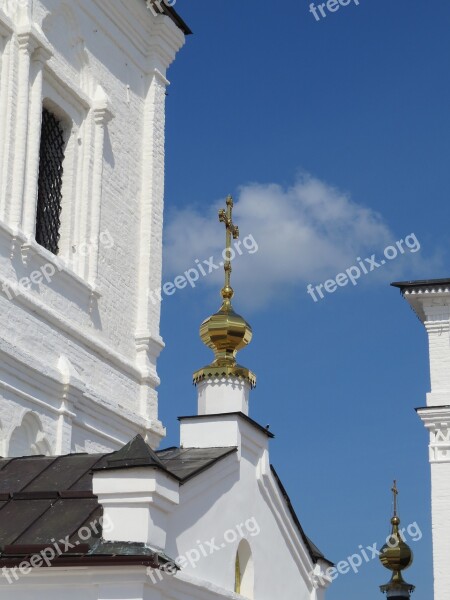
[
  {"xmin": 0, "ymin": 0, "xmax": 188, "ymax": 455},
  {"xmin": 393, "ymin": 278, "xmax": 450, "ymax": 600}
]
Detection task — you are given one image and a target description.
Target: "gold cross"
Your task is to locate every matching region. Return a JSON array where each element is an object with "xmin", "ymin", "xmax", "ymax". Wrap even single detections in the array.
[
  {"xmin": 218, "ymin": 195, "xmax": 239, "ymax": 300},
  {"xmin": 392, "ymin": 480, "xmax": 398, "ymax": 516}
]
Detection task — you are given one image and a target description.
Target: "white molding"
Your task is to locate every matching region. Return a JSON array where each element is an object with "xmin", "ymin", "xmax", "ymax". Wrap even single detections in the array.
[
  {"xmin": 402, "ymin": 287, "xmax": 450, "ymax": 323},
  {"xmin": 134, "ymin": 65, "xmax": 168, "ymax": 409},
  {"xmin": 85, "ymin": 86, "xmax": 114, "ymax": 287},
  {"xmin": 148, "ymin": 14, "xmax": 186, "ymax": 72},
  {"xmin": 0, "ymin": 565, "xmax": 150, "ymax": 587},
  {"xmin": 86, "ymin": 0, "xmax": 186, "ymax": 72},
  {"xmin": 0, "ymin": 341, "xmax": 164, "ymax": 452},
  {"xmin": 20, "ymin": 234, "xmax": 99, "ymax": 298},
  {"xmin": 258, "ymin": 470, "xmax": 316, "ymax": 591},
  {"xmin": 165, "ymin": 570, "xmax": 249, "ymax": 599},
  {"xmin": 0, "ymin": 9, "xmax": 13, "ymax": 37},
  {"xmin": 8, "ymin": 28, "xmax": 53, "ymax": 227},
  {"xmin": 417, "ymin": 406, "xmax": 450, "ymax": 463},
  {"xmin": 22, "ymin": 46, "xmax": 51, "ymax": 236},
  {"xmin": 98, "ymin": 0, "xmax": 152, "ymax": 58},
  {"xmin": 425, "ymin": 319, "xmax": 450, "ymax": 333},
  {"xmin": 0, "ymin": 24, "xmax": 13, "ymax": 221},
  {"xmin": 0, "ymin": 221, "xmax": 161, "ymax": 385},
  {"xmin": 0, "ymin": 265, "xmax": 159, "ymax": 384}
]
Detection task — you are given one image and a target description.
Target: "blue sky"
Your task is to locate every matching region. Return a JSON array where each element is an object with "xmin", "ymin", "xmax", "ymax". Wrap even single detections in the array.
[{"xmin": 157, "ymin": 1, "xmax": 450, "ymax": 598}]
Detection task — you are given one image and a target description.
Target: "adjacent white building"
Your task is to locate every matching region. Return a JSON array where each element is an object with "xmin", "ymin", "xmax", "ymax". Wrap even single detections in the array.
[
  {"xmin": 393, "ymin": 278, "xmax": 450, "ymax": 600},
  {"xmin": 0, "ymin": 2, "xmax": 332, "ymax": 599}
]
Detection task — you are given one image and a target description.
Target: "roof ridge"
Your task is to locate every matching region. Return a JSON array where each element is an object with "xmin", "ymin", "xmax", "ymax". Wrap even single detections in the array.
[{"xmin": 93, "ymin": 435, "xmax": 167, "ymax": 472}]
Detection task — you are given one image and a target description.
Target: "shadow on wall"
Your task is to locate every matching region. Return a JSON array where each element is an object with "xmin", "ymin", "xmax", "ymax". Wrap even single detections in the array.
[{"xmin": 7, "ymin": 412, "xmax": 51, "ymax": 457}]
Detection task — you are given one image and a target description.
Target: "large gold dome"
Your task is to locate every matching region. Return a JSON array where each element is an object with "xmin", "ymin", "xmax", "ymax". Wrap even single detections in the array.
[
  {"xmin": 199, "ymin": 298, "xmax": 252, "ymax": 366},
  {"xmin": 193, "ymin": 195, "xmax": 256, "ymax": 388},
  {"xmin": 193, "ymin": 296, "xmax": 256, "ymax": 387}
]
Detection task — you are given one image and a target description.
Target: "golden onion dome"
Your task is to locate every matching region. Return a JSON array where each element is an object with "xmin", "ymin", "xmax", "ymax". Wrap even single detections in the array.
[
  {"xmin": 193, "ymin": 292, "xmax": 256, "ymax": 388},
  {"xmin": 193, "ymin": 195, "xmax": 256, "ymax": 388},
  {"xmin": 200, "ymin": 296, "xmax": 252, "ymax": 366},
  {"xmin": 379, "ymin": 482, "xmax": 415, "ymax": 597},
  {"xmin": 379, "ymin": 516, "xmax": 414, "ymax": 572}
]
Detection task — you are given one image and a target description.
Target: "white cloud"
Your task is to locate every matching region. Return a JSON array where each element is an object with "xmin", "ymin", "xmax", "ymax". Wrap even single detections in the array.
[{"xmin": 163, "ymin": 173, "xmax": 435, "ymax": 309}]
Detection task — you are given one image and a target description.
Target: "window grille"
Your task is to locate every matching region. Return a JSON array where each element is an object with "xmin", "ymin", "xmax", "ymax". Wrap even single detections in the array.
[{"xmin": 35, "ymin": 107, "xmax": 66, "ymax": 255}]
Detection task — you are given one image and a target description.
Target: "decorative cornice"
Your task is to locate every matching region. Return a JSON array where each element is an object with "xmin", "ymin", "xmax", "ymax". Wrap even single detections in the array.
[
  {"xmin": 16, "ymin": 26, "xmax": 52, "ymax": 56},
  {"xmin": 417, "ymin": 406, "xmax": 450, "ymax": 463},
  {"xmin": 85, "ymin": 0, "xmax": 185, "ymax": 75},
  {"xmin": 403, "ymin": 285, "xmax": 450, "ymax": 296},
  {"xmin": 147, "ymin": 13, "xmax": 186, "ymax": 71},
  {"xmin": 135, "ymin": 331, "xmax": 165, "ymax": 356},
  {"xmin": 0, "ymin": 349, "xmax": 167, "ymax": 449},
  {"xmin": 31, "ymin": 45, "xmax": 52, "ymax": 65},
  {"xmin": 193, "ymin": 365, "xmax": 257, "ymax": 389},
  {"xmin": 398, "ymin": 286, "xmax": 450, "ymax": 323},
  {"xmin": 424, "ymin": 319, "xmax": 450, "ymax": 333}
]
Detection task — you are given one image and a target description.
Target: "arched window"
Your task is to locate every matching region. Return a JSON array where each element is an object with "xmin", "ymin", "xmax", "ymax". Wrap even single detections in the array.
[
  {"xmin": 8, "ymin": 413, "xmax": 51, "ymax": 457},
  {"xmin": 234, "ymin": 540, "xmax": 254, "ymax": 598}
]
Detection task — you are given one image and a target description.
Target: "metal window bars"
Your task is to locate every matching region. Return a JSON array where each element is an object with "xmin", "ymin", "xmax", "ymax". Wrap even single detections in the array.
[{"xmin": 35, "ymin": 108, "xmax": 66, "ymax": 255}]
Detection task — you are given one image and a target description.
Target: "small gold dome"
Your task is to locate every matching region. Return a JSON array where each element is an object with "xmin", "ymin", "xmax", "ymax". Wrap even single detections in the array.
[
  {"xmin": 379, "ymin": 482, "xmax": 415, "ymax": 596},
  {"xmin": 379, "ymin": 517, "xmax": 414, "ymax": 572}
]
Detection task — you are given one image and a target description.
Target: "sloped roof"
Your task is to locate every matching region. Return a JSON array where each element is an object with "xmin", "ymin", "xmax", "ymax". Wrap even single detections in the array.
[
  {"xmin": 147, "ymin": 1, "xmax": 192, "ymax": 35},
  {"xmin": 391, "ymin": 278, "xmax": 450, "ymax": 290},
  {"xmin": 270, "ymin": 465, "xmax": 333, "ymax": 566},
  {"xmin": 0, "ymin": 439, "xmax": 235, "ymax": 568},
  {"xmin": 95, "ymin": 434, "xmax": 166, "ymax": 470},
  {"xmin": 0, "ymin": 436, "xmax": 329, "ymax": 570}
]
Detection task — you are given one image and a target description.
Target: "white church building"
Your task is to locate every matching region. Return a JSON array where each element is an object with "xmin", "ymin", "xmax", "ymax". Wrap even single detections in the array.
[{"xmin": 0, "ymin": 1, "xmax": 333, "ymax": 599}]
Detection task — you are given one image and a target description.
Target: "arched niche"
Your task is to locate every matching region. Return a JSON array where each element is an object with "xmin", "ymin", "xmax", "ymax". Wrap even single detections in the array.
[{"xmin": 235, "ymin": 539, "xmax": 254, "ymax": 598}]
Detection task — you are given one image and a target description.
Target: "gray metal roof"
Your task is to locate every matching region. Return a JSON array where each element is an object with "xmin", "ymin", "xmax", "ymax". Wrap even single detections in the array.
[
  {"xmin": 0, "ymin": 439, "xmax": 235, "ymax": 568},
  {"xmin": 0, "ymin": 436, "xmax": 329, "ymax": 569},
  {"xmin": 391, "ymin": 278, "xmax": 450, "ymax": 289}
]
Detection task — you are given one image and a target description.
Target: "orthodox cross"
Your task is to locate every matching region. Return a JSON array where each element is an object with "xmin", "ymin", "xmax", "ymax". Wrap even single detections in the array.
[
  {"xmin": 392, "ymin": 480, "xmax": 398, "ymax": 517},
  {"xmin": 218, "ymin": 195, "xmax": 239, "ymax": 298}
]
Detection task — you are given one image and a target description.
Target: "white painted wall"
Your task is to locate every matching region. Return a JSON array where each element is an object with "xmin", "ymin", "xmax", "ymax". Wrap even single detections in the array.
[
  {"xmin": 402, "ymin": 285, "xmax": 450, "ymax": 600},
  {"xmin": 0, "ymin": 413, "xmax": 327, "ymax": 600},
  {"xmin": 197, "ymin": 377, "xmax": 251, "ymax": 416},
  {"xmin": 0, "ymin": 0, "xmax": 185, "ymax": 454}
]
